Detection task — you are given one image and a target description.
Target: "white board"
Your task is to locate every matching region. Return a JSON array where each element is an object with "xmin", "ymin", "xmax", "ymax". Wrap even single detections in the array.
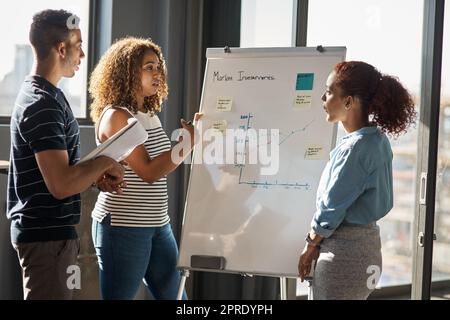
[{"xmin": 178, "ymin": 47, "xmax": 346, "ymax": 278}]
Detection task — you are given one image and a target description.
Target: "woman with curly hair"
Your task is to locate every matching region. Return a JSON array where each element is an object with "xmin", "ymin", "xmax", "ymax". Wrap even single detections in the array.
[
  {"xmin": 298, "ymin": 61, "xmax": 416, "ymax": 299},
  {"xmin": 89, "ymin": 37, "xmax": 201, "ymax": 300}
]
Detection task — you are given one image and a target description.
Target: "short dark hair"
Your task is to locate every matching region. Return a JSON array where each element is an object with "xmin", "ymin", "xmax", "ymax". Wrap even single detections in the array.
[{"xmin": 29, "ymin": 9, "xmax": 76, "ymax": 60}]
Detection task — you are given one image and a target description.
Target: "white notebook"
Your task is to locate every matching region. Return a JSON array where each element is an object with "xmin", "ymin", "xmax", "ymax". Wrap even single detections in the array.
[{"xmin": 79, "ymin": 117, "xmax": 148, "ymax": 163}]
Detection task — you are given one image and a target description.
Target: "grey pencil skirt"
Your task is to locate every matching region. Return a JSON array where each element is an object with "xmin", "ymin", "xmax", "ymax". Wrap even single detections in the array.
[{"xmin": 312, "ymin": 222, "xmax": 382, "ymax": 300}]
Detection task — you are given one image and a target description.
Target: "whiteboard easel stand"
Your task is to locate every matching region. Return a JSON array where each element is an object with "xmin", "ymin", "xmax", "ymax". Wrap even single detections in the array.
[
  {"xmin": 279, "ymin": 277, "xmax": 287, "ymax": 300},
  {"xmin": 177, "ymin": 45, "xmax": 345, "ymax": 301},
  {"xmin": 177, "ymin": 269, "xmax": 190, "ymax": 300},
  {"xmin": 306, "ymin": 277, "xmax": 313, "ymax": 300},
  {"xmin": 176, "ymin": 269, "xmax": 294, "ymax": 300},
  {"xmin": 239, "ymin": 274, "xmax": 289, "ymax": 300},
  {"xmin": 305, "ymin": 259, "xmax": 316, "ymax": 300}
]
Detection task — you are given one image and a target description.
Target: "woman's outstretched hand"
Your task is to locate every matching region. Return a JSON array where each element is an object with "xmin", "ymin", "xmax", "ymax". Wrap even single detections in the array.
[
  {"xmin": 193, "ymin": 112, "xmax": 204, "ymax": 125},
  {"xmin": 180, "ymin": 112, "xmax": 204, "ymax": 147}
]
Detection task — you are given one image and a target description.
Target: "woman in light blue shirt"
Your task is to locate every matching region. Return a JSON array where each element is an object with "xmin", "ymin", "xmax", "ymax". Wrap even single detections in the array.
[{"xmin": 298, "ymin": 61, "xmax": 416, "ymax": 299}]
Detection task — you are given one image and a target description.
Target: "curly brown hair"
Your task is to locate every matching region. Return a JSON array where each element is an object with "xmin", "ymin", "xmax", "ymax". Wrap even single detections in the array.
[
  {"xmin": 89, "ymin": 37, "xmax": 168, "ymax": 122},
  {"xmin": 334, "ymin": 61, "xmax": 416, "ymax": 137}
]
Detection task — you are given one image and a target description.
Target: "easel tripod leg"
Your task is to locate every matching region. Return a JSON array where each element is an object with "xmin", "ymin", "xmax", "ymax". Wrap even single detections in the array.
[
  {"xmin": 177, "ymin": 269, "xmax": 190, "ymax": 300},
  {"xmin": 307, "ymin": 278, "xmax": 313, "ymax": 300},
  {"xmin": 279, "ymin": 277, "xmax": 287, "ymax": 300}
]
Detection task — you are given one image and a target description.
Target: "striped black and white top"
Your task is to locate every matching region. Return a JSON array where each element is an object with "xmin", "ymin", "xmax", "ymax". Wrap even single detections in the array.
[
  {"xmin": 92, "ymin": 111, "xmax": 172, "ymax": 227},
  {"xmin": 8, "ymin": 75, "xmax": 81, "ymax": 244}
]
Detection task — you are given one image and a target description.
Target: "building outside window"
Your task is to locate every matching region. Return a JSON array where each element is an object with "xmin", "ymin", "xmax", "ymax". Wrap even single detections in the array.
[
  {"xmin": 242, "ymin": 0, "xmax": 440, "ymax": 295},
  {"xmin": 433, "ymin": 0, "xmax": 450, "ymax": 284},
  {"xmin": 0, "ymin": 0, "xmax": 90, "ymax": 118},
  {"xmin": 241, "ymin": 0, "xmax": 295, "ymax": 48},
  {"xmin": 307, "ymin": 0, "xmax": 428, "ymax": 289}
]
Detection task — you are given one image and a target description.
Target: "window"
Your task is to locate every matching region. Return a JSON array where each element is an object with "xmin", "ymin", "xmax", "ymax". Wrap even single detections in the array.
[
  {"xmin": 433, "ymin": 0, "xmax": 450, "ymax": 284},
  {"xmin": 240, "ymin": 0, "xmax": 296, "ymax": 47},
  {"xmin": 307, "ymin": 0, "xmax": 423, "ymax": 289},
  {"xmin": 0, "ymin": 0, "xmax": 90, "ymax": 118},
  {"xmin": 240, "ymin": 0, "xmax": 425, "ymax": 296}
]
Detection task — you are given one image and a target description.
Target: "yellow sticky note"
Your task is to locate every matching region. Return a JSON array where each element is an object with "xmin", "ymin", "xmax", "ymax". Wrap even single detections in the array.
[
  {"xmin": 212, "ymin": 120, "xmax": 228, "ymax": 133},
  {"xmin": 294, "ymin": 92, "xmax": 312, "ymax": 109},
  {"xmin": 304, "ymin": 146, "xmax": 324, "ymax": 160},
  {"xmin": 216, "ymin": 97, "xmax": 233, "ymax": 112}
]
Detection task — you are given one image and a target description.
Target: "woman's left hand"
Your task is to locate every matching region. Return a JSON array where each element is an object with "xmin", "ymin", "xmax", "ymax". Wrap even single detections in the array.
[
  {"xmin": 193, "ymin": 112, "xmax": 204, "ymax": 125},
  {"xmin": 298, "ymin": 243, "xmax": 320, "ymax": 282},
  {"xmin": 95, "ymin": 174, "xmax": 126, "ymax": 194},
  {"xmin": 180, "ymin": 113, "xmax": 204, "ymax": 147}
]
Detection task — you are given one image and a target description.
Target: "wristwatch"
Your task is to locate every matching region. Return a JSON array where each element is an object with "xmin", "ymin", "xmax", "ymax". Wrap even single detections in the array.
[{"xmin": 305, "ymin": 233, "xmax": 321, "ymax": 249}]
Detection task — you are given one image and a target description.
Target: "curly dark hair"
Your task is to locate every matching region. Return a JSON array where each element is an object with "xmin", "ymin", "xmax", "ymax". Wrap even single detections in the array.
[
  {"xmin": 89, "ymin": 37, "xmax": 168, "ymax": 123},
  {"xmin": 334, "ymin": 61, "xmax": 416, "ymax": 136}
]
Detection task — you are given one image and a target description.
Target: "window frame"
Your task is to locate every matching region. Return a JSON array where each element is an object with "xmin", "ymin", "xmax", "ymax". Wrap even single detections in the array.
[
  {"xmin": 412, "ymin": 0, "xmax": 445, "ymax": 300},
  {"xmin": 0, "ymin": 0, "xmax": 95, "ymax": 125},
  {"xmin": 293, "ymin": 0, "xmax": 447, "ymax": 299},
  {"xmin": 77, "ymin": 0, "xmax": 97, "ymax": 125}
]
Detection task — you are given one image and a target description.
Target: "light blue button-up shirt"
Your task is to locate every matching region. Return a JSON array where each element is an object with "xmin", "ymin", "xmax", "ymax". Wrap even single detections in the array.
[{"xmin": 311, "ymin": 126, "xmax": 393, "ymax": 238}]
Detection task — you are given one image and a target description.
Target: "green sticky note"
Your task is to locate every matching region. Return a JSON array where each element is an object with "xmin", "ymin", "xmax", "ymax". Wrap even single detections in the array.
[{"xmin": 296, "ymin": 73, "xmax": 314, "ymax": 90}]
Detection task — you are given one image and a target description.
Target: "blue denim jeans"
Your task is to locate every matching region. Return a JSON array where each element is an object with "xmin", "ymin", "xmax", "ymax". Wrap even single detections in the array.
[{"xmin": 92, "ymin": 214, "xmax": 186, "ymax": 300}]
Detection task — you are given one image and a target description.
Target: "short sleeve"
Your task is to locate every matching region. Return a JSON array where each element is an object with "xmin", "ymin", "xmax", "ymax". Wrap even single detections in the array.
[{"xmin": 20, "ymin": 100, "xmax": 67, "ymax": 153}]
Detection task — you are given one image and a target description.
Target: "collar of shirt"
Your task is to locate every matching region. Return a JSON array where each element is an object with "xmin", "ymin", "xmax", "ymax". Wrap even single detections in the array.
[
  {"xmin": 341, "ymin": 126, "xmax": 378, "ymax": 141},
  {"xmin": 25, "ymin": 75, "xmax": 69, "ymax": 109},
  {"xmin": 26, "ymin": 74, "xmax": 59, "ymax": 94}
]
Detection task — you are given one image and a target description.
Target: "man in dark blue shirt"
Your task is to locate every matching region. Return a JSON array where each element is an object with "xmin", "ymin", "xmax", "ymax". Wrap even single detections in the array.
[{"xmin": 7, "ymin": 9, "xmax": 125, "ymax": 300}]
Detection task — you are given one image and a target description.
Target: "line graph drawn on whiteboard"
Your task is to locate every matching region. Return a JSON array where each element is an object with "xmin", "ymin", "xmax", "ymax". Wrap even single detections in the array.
[{"xmin": 235, "ymin": 112, "xmax": 315, "ymax": 190}]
